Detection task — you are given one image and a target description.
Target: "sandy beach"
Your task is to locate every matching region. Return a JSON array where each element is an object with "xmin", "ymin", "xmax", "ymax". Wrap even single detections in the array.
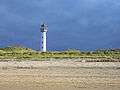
[{"xmin": 0, "ymin": 60, "xmax": 120, "ymax": 90}]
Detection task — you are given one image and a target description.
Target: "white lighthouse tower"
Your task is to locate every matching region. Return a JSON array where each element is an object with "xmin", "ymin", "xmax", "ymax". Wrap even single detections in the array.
[{"xmin": 40, "ymin": 23, "xmax": 48, "ymax": 52}]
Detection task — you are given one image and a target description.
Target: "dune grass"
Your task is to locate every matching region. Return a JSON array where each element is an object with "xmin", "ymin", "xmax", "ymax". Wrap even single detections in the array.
[{"xmin": 0, "ymin": 46, "xmax": 120, "ymax": 61}]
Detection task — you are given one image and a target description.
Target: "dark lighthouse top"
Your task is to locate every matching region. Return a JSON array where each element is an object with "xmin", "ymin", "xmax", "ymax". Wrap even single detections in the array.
[{"xmin": 40, "ymin": 23, "xmax": 48, "ymax": 32}]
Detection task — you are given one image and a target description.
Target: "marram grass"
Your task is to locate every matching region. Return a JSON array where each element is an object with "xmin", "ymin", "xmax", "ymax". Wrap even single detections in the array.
[{"xmin": 0, "ymin": 46, "xmax": 120, "ymax": 62}]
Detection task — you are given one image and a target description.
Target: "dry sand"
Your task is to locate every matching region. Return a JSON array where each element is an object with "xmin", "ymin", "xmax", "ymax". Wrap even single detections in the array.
[{"xmin": 0, "ymin": 60, "xmax": 120, "ymax": 90}]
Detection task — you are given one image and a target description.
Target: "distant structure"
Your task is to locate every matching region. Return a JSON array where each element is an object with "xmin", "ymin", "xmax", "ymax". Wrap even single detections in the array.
[{"xmin": 40, "ymin": 23, "xmax": 48, "ymax": 52}]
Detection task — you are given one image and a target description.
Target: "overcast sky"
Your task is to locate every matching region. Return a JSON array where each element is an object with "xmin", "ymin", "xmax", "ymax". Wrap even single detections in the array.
[{"xmin": 0, "ymin": 0, "xmax": 120, "ymax": 50}]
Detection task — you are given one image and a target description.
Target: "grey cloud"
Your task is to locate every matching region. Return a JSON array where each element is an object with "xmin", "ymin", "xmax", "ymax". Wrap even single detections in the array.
[{"xmin": 0, "ymin": 0, "xmax": 120, "ymax": 50}]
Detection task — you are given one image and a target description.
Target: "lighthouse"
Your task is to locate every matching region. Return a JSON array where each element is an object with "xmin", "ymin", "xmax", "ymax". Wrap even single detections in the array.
[{"xmin": 40, "ymin": 23, "xmax": 48, "ymax": 52}]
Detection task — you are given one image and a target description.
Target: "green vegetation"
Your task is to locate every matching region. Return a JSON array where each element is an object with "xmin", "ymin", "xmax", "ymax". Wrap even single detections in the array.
[{"xmin": 0, "ymin": 46, "xmax": 120, "ymax": 62}]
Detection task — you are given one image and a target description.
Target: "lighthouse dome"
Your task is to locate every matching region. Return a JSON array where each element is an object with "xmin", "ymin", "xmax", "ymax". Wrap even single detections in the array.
[{"xmin": 40, "ymin": 23, "xmax": 48, "ymax": 32}]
